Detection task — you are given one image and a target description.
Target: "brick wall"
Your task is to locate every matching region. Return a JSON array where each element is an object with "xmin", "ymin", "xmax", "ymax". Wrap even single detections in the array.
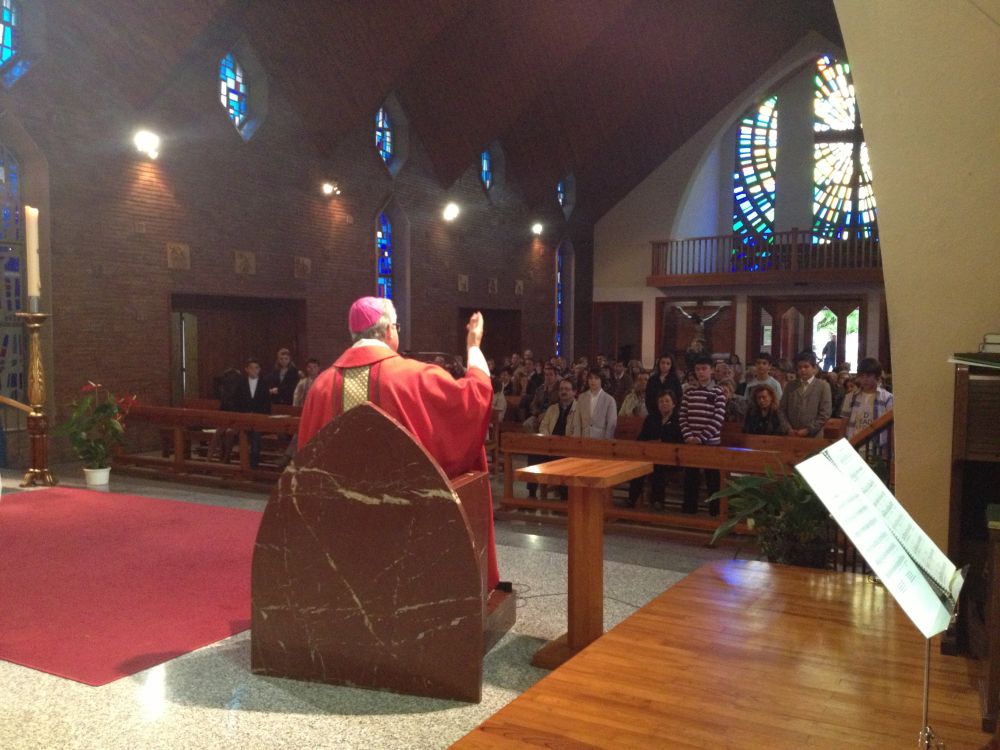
[{"xmin": 0, "ymin": 8, "xmax": 582, "ymax": 464}]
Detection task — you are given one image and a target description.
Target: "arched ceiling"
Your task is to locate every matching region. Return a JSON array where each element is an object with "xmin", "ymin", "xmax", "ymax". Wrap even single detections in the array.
[{"xmin": 69, "ymin": 0, "xmax": 842, "ymax": 220}]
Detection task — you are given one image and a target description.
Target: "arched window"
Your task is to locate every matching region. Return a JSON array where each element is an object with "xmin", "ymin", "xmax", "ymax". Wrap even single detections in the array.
[
  {"xmin": 376, "ymin": 107, "xmax": 393, "ymax": 165},
  {"xmin": 0, "ymin": 141, "xmax": 24, "ymax": 404},
  {"xmin": 480, "ymin": 150, "xmax": 492, "ymax": 191},
  {"xmin": 376, "ymin": 212, "xmax": 393, "ymax": 299},
  {"xmin": 555, "ymin": 244, "xmax": 565, "ymax": 356},
  {"xmin": 732, "ymin": 95, "xmax": 777, "ymax": 270},
  {"xmin": 219, "ymin": 53, "xmax": 248, "ymax": 130},
  {"xmin": 813, "ymin": 55, "xmax": 877, "ymax": 242},
  {"xmin": 0, "ymin": 0, "xmax": 18, "ymax": 67}
]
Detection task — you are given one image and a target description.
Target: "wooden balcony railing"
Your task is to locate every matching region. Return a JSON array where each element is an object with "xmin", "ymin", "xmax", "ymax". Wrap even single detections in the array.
[{"xmin": 651, "ymin": 228, "xmax": 881, "ymax": 279}]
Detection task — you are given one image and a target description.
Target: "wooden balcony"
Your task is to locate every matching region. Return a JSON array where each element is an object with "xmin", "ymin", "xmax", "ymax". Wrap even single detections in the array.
[{"xmin": 648, "ymin": 229, "xmax": 883, "ymax": 288}]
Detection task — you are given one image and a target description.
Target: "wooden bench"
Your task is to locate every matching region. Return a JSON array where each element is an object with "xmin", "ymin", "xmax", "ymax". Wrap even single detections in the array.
[{"xmin": 120, "ymin": 404, "xmax": 299, "ymax": 485}]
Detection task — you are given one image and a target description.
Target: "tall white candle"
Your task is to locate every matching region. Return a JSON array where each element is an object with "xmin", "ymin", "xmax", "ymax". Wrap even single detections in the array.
[{"xmin": 25, "ymin": 205, "xmax": 40, "ymax": 298}]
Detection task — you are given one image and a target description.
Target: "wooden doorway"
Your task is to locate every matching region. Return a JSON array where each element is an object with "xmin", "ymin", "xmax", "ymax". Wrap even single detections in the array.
[
  {"xmin": 170, "ymin": 294, "xmax": 306, "ymax": 402},
  {"xmin": 592, "ymin": 302, "xmax": 642, "ymax": 363},
  {"xmin": 458, "ymin": 308, "xmax": 521, "ymax": 365}
]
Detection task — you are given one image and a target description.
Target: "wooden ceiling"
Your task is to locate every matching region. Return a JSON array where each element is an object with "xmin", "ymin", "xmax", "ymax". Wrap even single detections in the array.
[{"xmin": 67, "ymin": 0, "xmax": 842, "ymax": 220}]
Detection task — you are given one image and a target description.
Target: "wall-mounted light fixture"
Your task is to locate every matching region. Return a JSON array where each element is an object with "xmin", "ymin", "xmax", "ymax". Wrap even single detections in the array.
[
  {"xmin": 531, "ymin": 222, "xmax": 543, "ymax": 235},
  {"xmin": 442, "ymin": 202, "xmax": 460, "ymax": 222},
  {"xmin": 133, "ymin": 130, "xmax": 161, "ymax": 159},
  {"xmin": 322, "ymin": 181, "xmax": 341, "ymax": 196}
]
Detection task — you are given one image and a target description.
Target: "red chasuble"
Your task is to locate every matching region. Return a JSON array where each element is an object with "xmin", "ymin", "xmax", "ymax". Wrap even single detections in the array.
[{"xmin": 299, "ymin": 344, "xmax": 500, "ymax": 589}]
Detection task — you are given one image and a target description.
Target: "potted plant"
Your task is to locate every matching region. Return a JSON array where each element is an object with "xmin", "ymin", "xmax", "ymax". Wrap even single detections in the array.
[
  {"xmin": 56, "ymin": 381, "xmax": 136, "ymax": 486},
  {"xmin": 709, "ymin": 468, "xmax": 831, "ymax": 568}
]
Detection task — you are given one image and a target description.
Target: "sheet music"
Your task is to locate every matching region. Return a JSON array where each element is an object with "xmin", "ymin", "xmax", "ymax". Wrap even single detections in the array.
[{"xmin": 797, "ymin": 440, "xmax": 964, "ymax": 639}]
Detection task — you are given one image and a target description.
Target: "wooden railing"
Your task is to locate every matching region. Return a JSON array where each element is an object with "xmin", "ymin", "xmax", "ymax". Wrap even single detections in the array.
[
  {"xmin": 650, "ymin": 228, "xmax": 881, "ymax": 278},
  {"xmin": 498, "ymin": 427, "xmax": 833, "ymax": 533}
]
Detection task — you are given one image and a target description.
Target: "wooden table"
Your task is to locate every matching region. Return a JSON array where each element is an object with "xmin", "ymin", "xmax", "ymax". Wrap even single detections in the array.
[
  {"xmin": 515, "ymin": 457, "xmax": 652, "ymax": 669},
  {"xmin": 454, "ymin": 560, "xmax": 987, "ymax": 749}
]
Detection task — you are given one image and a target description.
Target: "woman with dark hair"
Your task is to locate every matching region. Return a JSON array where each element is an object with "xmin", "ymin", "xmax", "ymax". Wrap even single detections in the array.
[
  {"xmin": 743, "ymin": 383, "xmax": 790, "ymax": 436},
  {"xmin": 622, "ymin": 391, "xmax": 683, "ymax": 509},
  {"xmin": 645, "ymin": 353, "xmax": 683, "ymax": 417}
]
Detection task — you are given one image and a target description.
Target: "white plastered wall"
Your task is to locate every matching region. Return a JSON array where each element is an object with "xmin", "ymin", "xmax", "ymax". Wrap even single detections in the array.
[
  {"xmin": 835, "ymin": 0, "xmax": 1000, "ymax": 546},
  {"xmin": 594, "ymin": 33, "xmax": 841, "ymax": 368}
]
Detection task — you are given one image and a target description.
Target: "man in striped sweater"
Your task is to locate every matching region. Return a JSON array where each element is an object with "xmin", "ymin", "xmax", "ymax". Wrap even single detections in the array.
[{"xmin": 680, "ymin": 354, "xmax": 726, "ymax": 515}]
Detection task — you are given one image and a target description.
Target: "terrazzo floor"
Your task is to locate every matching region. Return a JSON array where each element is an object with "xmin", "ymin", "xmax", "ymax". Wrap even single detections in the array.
[{"xmin": 0, "ymin": 466, "xmax": 732, "ymax": 750}]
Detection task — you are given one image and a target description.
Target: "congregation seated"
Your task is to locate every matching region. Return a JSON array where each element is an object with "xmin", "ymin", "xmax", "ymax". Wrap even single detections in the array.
[
  {"xmin": 840, "ymin": 356, "xmax": 894, "ymax": 458},
  {"xmin": 743, "ymin": 382, "xmax": 791, "ymax": 435},
  {"xmin": 718, "ymin": 378, "xmax": 747, "ymax": 423},
  {"xmin": 607, "ymin": 359, "xmax": 633, "ymax": 410},
  {"xmin": 620, "ymin": 391, "xmax": 682, "ymax": 510},
  {"xmin": 779, "ymin": 350, "xmax": 832, "ymax": 438},
  {"xmin": 645, "ymin": 354, "xmax": 683, "ymax": 416},
  {"xmin": 619, "ymin": 371, "xmax": 649, "ymax": 418}
]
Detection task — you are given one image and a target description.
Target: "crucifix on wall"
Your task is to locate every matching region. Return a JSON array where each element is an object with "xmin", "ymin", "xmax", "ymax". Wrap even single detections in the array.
[{"xmin": 673, "ymin": 300, "xmax": 730, "ymax": 354}]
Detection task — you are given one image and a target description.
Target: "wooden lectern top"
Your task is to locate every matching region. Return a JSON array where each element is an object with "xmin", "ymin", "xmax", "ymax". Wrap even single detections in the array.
[{"xmin": 516, "ymin": 457, "xmax": 652, "ymax": 488}]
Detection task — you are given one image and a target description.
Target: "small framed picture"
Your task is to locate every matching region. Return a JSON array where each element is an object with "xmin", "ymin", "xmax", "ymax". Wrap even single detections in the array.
[
  {"xmin": 234, "ymin": 250, "xmax": 256, "ymax": 275},
  {"xmin": 166, "ymin": 242, "xmax": 191, "ymax": 270},
  {"xmin": 457, "ymin": 274, "xmax": 469, "ymax": 292},
  {"xmin": 488, "ymin": 277, "xmax": 498, "ymax": 295},
  {"xmin": 294, "ymin": 256, "xmax": 312, "ymax": 279},
  {"xmin": 514, "ymin": 279, "xmax": 524, "ymax": 296}
]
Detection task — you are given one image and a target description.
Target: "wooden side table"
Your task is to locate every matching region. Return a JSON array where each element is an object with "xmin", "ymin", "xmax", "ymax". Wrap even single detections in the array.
[{"xmin": 516, "ymin": 457, "xmax": 652, "ymax": 669}]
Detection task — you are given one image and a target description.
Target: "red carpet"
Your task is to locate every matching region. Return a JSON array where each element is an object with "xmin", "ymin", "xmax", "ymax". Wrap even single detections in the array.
[{"xmin": 0, "ymin": 487, "xmax": 261, "ymax": 685}]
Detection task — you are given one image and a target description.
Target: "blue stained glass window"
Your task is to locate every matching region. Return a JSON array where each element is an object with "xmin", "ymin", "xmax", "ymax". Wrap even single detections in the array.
[
  {"xmin": 480, "ymin": 150, "xmax": 492, "ymax": 190},
  {"xmin": 813, "ymin": 55, "xmax": 877, "ymax": 243},
  {"xmin": 555, "ymin": 246, "xmax": 564, "ymax": 356},
  {"xmin": 376, "ymin": 213, "xmax": 393, "ymax": 299},
  {"xmin": 732, "ymin": 95, "xmax": 777, "ymax": 271},
  {"xmin": 219, "ymin": 53, "xmax": 248, "ymax": 128},
  {"xmin": 376, "ymin": 107, "xmax": 393, "ymax": 165},
  {"xmin": 0, "ymin": 0, "xmax": 17, "ymax": 66},
  {"xmin": 556, "ymin": 181, "xmax": 566, "ymax": 207},
  {"xmin": 0, "ymin": 145, "xmax": 20, "ymax": 244}
]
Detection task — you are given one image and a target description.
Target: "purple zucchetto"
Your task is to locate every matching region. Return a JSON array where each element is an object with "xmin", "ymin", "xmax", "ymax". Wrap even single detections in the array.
[{"xmin": 348, "ymin": 296, "xmax": 389, "ymax": 334}]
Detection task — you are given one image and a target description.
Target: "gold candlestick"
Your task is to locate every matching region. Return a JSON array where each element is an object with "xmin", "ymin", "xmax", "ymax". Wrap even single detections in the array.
[{"xmin": 16, "ymin": 310, "xmax": 57, "ymax": 487}]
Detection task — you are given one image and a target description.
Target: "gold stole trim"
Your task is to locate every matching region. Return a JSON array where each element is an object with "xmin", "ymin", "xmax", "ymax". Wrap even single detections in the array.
[{"xmin": 341, "ymin": 366, "xmax": 371, "ymax": 412}]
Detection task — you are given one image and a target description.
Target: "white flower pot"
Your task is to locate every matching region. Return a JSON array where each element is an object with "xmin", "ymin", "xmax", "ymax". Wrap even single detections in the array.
[{"xmin": 83, "ymin": 467, "xmax": 111, "ymax": 487}]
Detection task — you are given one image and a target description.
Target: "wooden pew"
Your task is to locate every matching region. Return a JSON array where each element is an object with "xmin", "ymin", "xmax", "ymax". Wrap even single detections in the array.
[
  {"xmin": 251, "ymin": 403, "xmax": 514, "ymax": 703},
  {"xmin": 118, "ymin": 404, "xmax": 299, "ymax": 484}
]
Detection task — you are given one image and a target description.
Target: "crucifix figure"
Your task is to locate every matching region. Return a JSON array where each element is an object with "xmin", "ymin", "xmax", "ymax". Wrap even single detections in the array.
[{"xmin": 674, "ymin": 302, "xmax": 728, "ymax": 353}]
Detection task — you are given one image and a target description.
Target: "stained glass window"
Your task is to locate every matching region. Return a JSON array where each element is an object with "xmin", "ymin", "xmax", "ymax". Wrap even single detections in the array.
[
  {"xmin": 0, "ymin": 145, "xmax": 20, "ymax": 245},
  {"xmin": 376, "ymin": 212, "xmax": 393, "ymax": 300},
  {"xmin": 555, "ymin": 246, "xmax": 564, "ymax": 356},
  {"xmin": 219, "ymin": 53, "xmax": 248, "ymax": 128},
  {"xmin": 480, "ymin": 150, "xmax": 492, "ymax": 190},
  {"xmin": 0, "ymin": 0, "xmax": 17, "ymax": 66},
  {"xmin": 813, "ymin": 55, "xmax": 877, "ymax": 242},
  {"xmin": 556, "ymin": 181, "xmax": 566, "ymax": 207},
  {"xmin": 732, "ymin": 95, "xmax": 777, "ymax": 271},
  {"xmin": 376, "ymin": 107, "xmax": 393, "ymax": 165}
]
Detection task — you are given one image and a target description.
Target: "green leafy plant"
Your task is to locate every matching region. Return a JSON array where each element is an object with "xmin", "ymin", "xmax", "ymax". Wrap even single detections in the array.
[
  {"xmin": 55, "ymin": 382, "xmax": 136, "ymax": 469},
  {"xmin": 709, "ymin": 468, "xmax": 831, "ymax": 568}
]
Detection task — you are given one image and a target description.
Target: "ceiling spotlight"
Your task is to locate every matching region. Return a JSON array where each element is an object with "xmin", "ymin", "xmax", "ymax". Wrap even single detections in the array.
[
  {"xmin": 442, "ymin": 202, "xmax": 460, "ymax": 222},
  {"xmin": 133, "ymin": 130, "xmax": 161, "ymax": 159},
  {"xmin": 531, "ymin": 222, "xmax": 543, "ymax": 235},
  {"xmin": 321, "ymin": 181, "xmax": 341, "ymax": 196}
]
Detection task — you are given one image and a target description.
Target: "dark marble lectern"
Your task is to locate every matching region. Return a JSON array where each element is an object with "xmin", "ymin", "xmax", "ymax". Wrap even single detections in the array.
[{"xmin": 251, "ymin": 403, "xmax": 514, "ymax": 703}]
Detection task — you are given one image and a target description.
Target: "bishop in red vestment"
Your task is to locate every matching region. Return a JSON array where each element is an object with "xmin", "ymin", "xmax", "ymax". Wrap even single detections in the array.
[{"xmin": 298, "ymin": 297, "xmax": 500, "ymax": 589}]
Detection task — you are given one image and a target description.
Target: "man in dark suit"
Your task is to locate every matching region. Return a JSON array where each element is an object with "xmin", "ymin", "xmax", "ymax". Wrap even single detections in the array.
[
  {"xmin": 779, "ymin": 350, "xmax": 832, "ymax": 437},
  {"xmin": 226, "ymin": 357, "xmax": 271, "ymax": 467}
]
